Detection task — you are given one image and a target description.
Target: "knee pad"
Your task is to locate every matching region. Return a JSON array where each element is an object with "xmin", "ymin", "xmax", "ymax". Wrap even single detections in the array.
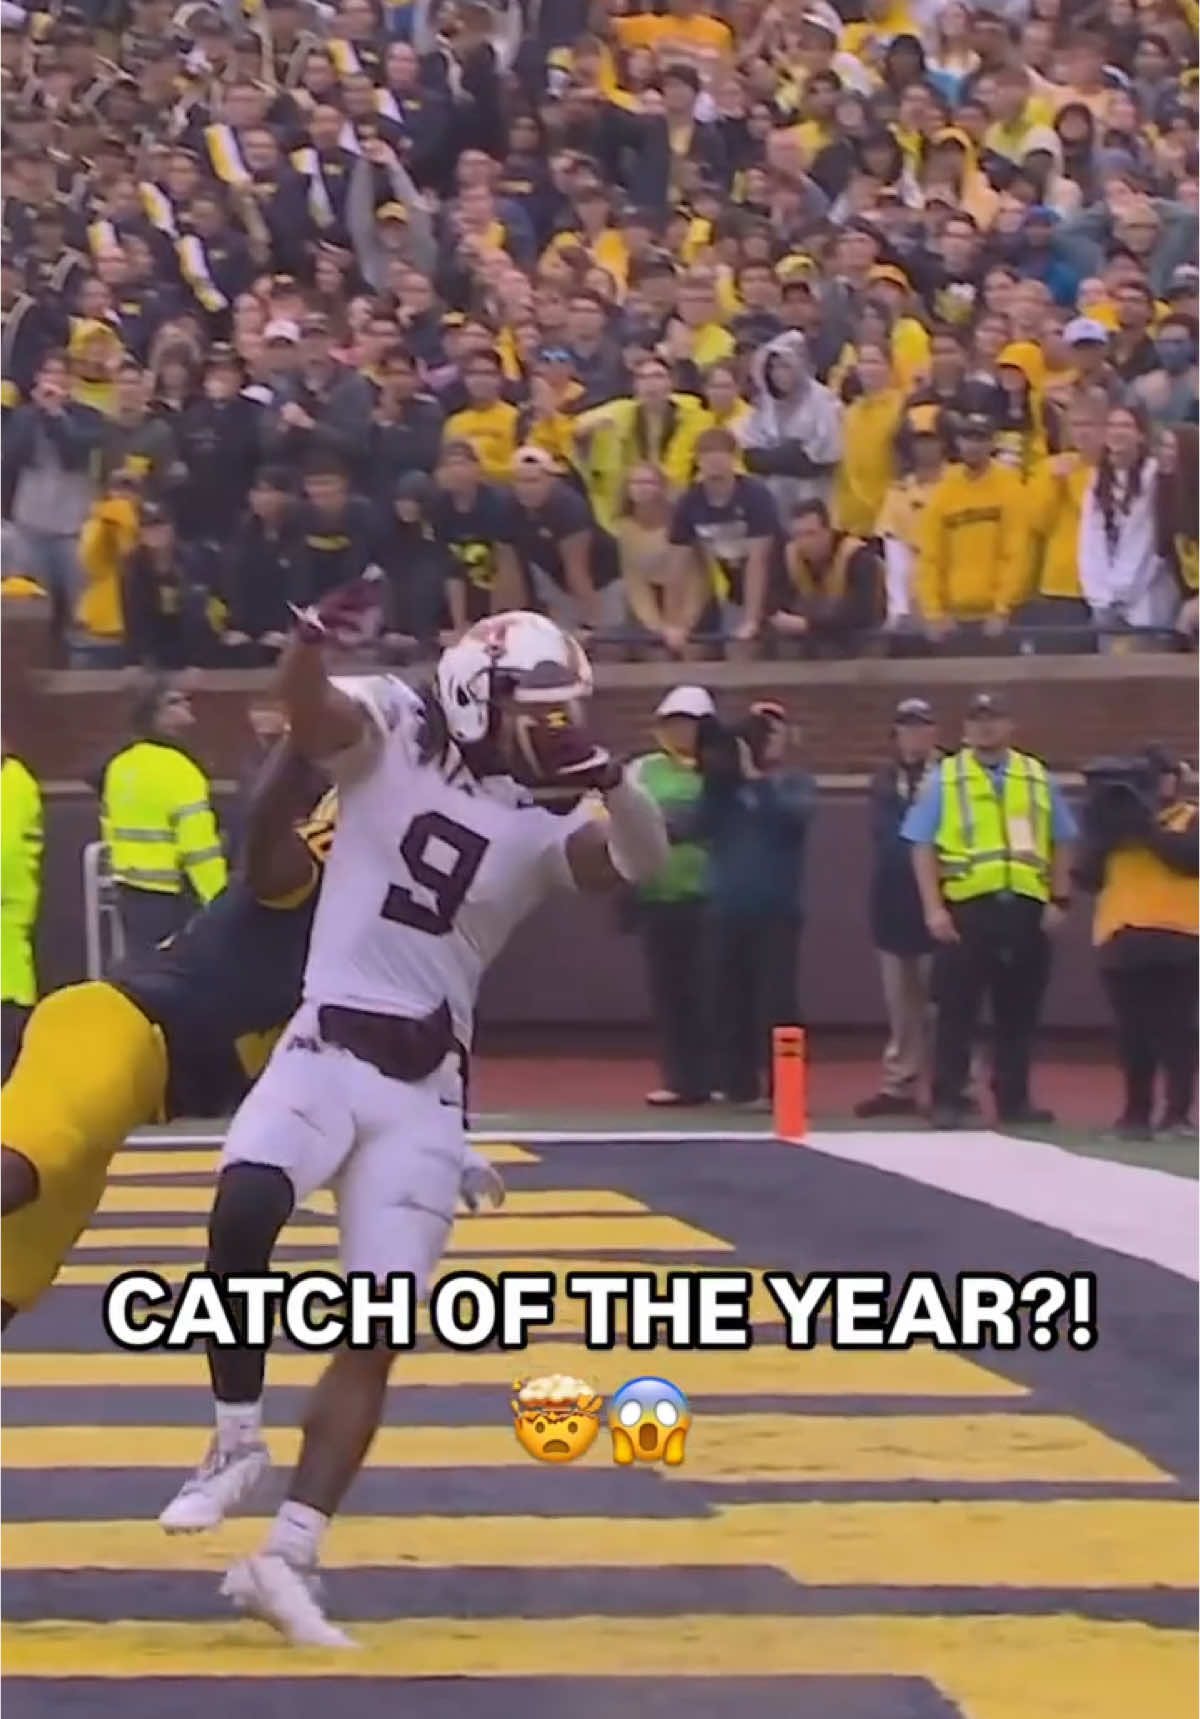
[{"xmin": 207, "ymin": 1162, "xmax": 295, "ymax": 1274}]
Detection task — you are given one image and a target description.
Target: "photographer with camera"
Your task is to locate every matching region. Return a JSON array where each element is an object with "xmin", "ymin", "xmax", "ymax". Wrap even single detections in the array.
[
  {"xmin": 904, "ymin": 692, "xmax": 1077, "ymax": 1131},
  {"xmin": 1073, "ymin": 748, "xmax": 1198, "ymax": 1142},
  {"xmin": 684, "ymin": 700, "xmax": 815, "ymax": 1107}
]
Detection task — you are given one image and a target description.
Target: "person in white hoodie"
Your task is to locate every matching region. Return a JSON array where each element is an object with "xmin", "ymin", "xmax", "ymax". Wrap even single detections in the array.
[
  {"xmin": 1078, "ymin": 404, "xmax": 1178, "ymax": 644},
  {"xmin": 738, "ymin": 332, "xmax": 842, "ymax": 528}
]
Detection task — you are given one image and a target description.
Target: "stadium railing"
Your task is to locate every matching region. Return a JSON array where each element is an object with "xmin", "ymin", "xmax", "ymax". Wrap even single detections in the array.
[{"xmin": 82, "ymin": 841, "xmax": 125, "ymax": 980}]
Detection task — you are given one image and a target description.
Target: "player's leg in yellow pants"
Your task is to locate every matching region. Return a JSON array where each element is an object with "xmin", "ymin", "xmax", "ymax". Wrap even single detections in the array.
[{"xmin": 2, "ymin": 982, "xmax": 167, "ymax": 1315}]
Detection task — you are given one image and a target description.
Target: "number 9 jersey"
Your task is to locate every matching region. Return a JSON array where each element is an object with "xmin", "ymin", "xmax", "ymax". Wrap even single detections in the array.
[{"xmin": 303, "ymin": 676, "xmax": 592, "ymax": 1048}]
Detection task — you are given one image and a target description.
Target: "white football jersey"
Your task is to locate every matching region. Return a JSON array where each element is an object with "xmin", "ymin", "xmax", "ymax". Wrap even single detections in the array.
[{"xmin": 303, "ymin": 676, "xmax": 591, "ymax": 1044}]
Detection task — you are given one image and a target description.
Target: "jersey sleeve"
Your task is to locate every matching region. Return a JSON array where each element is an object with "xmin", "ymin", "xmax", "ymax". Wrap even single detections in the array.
[
  {"xmin": 322, "ymin": 675, "xmax": 422, "ymax": 785},
  {"xmin": 539, "ymin": 795, "xmax": 606, "ymax": 895}
]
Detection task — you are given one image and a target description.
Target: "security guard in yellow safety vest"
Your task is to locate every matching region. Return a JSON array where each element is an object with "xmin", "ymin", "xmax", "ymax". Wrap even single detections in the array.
[
  {"xmin": 902, "ymin": 691, "xmax": 1078, "ymax": 1130},
  {"xmin": 1, "ymin": 748, "xmax": 43, "ymax": 1079},
  {"xmin": 97, "ymin": 680, "xmax": 227, "ymax": 957}
]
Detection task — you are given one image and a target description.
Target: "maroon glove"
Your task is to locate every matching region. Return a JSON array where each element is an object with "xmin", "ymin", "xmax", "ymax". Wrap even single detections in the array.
[
  {"xmin": 510, "ymin": 706, "xmax": 622, "ymax": 794},
  {"xmin": 289, "ymin": 569, "xmax": 384, "ymax": 650}
]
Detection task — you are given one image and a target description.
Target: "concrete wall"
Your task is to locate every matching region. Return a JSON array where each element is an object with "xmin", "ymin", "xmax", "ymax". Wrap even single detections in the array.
[{"xmin": 38, "ymin": 790, "xmax": 1109, "ymax": 1029}]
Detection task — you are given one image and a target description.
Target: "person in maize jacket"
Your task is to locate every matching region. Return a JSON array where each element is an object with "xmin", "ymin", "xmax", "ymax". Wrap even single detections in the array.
[
  {"xmin": 1072, "ymin": 747, "xmax": 1197, "ymax": 1142},
  {"xmin": 95, "ymin": 678, "xmax": 228, "ymax": 956},
  {"xmin": 902, "ymin": 691, "xmax": 1078, "ymax": 1130},
  {"xmin": 0, "ymin": 743, "xmax": 333, "ymax": 1326},
  {"xmin": 0, "ymin": 746, "xmax": 43, "ymax": 1080}
]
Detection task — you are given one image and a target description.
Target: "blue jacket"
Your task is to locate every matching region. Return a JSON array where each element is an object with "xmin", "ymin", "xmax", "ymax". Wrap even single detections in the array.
[{"xmin": 687, "ymin": 770, "xmax": 815, "ymax": 921}]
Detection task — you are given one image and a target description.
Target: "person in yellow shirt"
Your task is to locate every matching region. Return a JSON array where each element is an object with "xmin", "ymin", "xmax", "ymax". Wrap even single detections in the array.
[
  {"xmin": 982, "ymin": 65, "xmax": 1056, "ymax": 163},
  {"xmin": 876, "ymin": 403, "xmax": 946, "ymax": 627},
  {"xmin": 831, "ymin": 273, "xmax": 930, "ymax": 395},
  {"xmin": 917, "ymin": 412, "xmax": 1028, "ymax": 641},
  {"xmin": 68, "ymin": 319, "xmax": 122, "ymax": 417},
  {"xmin": 919, "ymin": 129, "xmax": 998, "ymax": 230},
  {"xmin": 1020, "ymin": 388, "xmax": 1107, "ymax": 646},
  {"xmin": 781, "ymin": 68, "xmax": 840, "ymax": 166},
  {"xmin": 573, "ymin": 355, "xmax": 709, "ymax": 532},
  {"xmin": 76, "ymin": 473, "xmax": 141, "ymax": 648},
  {"xmin": 832, "ymin": 340, "xmax": 903, "ymax": 537},
  {"xmin": 1074, "ymin": 748, "xmax": 1198, "ymax": 1139},
  {"xmin": 662, "ymin": 268, "xmax": 735, "ymax": 373},
  {"xmin": 993, "ymin": 341, "xmax": 1051, "ymax": 476},
  {"xmin": 612, "ymin": 0, "xmax": 733, "ymax": 77},
  {"xmin": 540, "ymin": 186, "xmax": 631, "ymax": 297},
  {"xmin": 443, "ymin": 349, "xmax": 520, "ymax": 482},
  {"xmin": 516, "ymin": 347, "xmax": 585, "ymax": 470},
  {"xmin": 866, "ymin": 266, "xmax": 932, "ymax": 387},
  {"xmin": 840, "ymin": 0, "xmax": 918, "ymax": 65},
  {"xmin": 1054, "ymin": 31, "xmax": 1114, "ymax": 120}
]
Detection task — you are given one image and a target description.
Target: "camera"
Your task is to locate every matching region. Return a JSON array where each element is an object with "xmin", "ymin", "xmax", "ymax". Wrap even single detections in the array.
[
  {"xmin": 695, "ymin": 712, "xmax": 773, "ymax": 786},
  {"xmin": 1080, "ymin": 755, "xmax": 1158, "ymax": 843}
]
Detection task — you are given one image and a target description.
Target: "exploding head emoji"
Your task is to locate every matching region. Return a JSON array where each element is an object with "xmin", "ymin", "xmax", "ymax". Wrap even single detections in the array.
[
  {"xmin": 511, "ymin": 1373, "xmax": 603, "ymax": 1464},
  {"xmin": 609, "ymin": 1377, "xmax": 691, "ymax": 1466}
]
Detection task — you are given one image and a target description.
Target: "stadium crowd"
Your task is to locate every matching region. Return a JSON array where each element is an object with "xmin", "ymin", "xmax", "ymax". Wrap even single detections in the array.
[{"xmin": 1, "ymin": 0, "xmax": 1199, "ymax": 667}]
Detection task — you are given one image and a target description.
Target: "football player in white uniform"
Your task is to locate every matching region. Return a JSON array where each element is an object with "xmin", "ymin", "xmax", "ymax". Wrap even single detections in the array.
[{"xmin": 158, "ymin": 594, "xmax": 670, "ymax": 1647}]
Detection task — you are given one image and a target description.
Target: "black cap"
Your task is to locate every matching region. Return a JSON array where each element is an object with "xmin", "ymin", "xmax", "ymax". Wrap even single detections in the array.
[
  {"xmin": 966, "ymin": 691, "xmax": 1010, "ymax": 719},
  {"xmin": 958, "ymin": 412, "xmax": 994, "ymax": 436},
  {"xmin": 894, "ymin": 697, "xmax": 935, "ymax": 727}
]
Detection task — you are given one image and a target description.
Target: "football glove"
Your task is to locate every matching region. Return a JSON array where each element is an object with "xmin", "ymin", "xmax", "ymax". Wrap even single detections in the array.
[{"xmin": 288, "ymin": 567, "xmax": 385, "ymax": 650}]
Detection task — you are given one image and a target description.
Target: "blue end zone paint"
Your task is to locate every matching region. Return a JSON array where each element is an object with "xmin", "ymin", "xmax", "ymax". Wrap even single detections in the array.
[
  {"xmin": 4, "ymin": 1571, "xmax": 1195, "ymax": 1627},
  {"xmin": 0, "ymin": 1678, "xmax": 966, "ymax": 1719}
]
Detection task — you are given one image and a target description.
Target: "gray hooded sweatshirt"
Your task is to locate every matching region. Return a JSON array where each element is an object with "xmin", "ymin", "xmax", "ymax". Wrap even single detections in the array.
[{"xmin": 737, "ymin": 331, "xmax": 842, "ymax": 525}]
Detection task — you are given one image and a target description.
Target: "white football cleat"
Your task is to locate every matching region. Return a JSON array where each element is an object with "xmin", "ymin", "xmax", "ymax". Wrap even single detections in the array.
[
  {"xmin": 158, "ymin": 1438, "xmax": 270, "ymax": 1533},
  {"xmin": 221, "ymin": 1553, "xmax": 358, "ymax": 1649}
]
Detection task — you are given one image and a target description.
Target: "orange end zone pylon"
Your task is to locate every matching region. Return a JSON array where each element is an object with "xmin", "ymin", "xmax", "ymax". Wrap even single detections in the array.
[{"xmin": 772, "ymin": 1025, "xmax": 807, "ymax": 1143}]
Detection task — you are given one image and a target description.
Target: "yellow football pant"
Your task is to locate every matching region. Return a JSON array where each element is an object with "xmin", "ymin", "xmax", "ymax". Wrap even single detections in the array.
[{"xmin": 2, "ymin": 982, "xmax": 167, "ymax": 1311}]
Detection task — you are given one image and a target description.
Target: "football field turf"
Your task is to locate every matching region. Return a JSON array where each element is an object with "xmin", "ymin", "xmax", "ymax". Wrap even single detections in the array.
[{"xmin": 2, "ymin": 1128, "xmax": 1196, "ymax": 1718}]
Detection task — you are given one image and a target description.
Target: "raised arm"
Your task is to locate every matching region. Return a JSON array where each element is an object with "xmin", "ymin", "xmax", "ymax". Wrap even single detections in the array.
[
  {"xmin": 275, "ymin": 601, "xmax": 373, "ymax": 763},
  {"xmin": 240, "ymin": 737, "xmax": 334, "ymax": 905}
]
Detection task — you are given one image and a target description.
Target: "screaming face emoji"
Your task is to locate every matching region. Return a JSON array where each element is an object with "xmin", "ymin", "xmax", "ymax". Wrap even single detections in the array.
[
  {"xmin": 609, "ymin": 1377, "xmax": 691, "ymax": 1466},
  {"xmin": 511, "ymin": 1374, "xmax": 603, "ymax": 1464}
]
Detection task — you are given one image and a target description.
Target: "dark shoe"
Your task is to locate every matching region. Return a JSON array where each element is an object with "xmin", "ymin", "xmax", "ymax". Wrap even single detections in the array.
[
  {"xmin": 997, "ymin": 1106, "xmax": 1056, "ymax": 1127},
  {"xmin": 1104, "ymin": 1117, "xmax": 1154, "ymax": 1143},
  {"xmin": 855, "ymin": 1092, "xmax": 920, "ymax": 1118},
  {"xmin": 930, "ymin": 1106, "xmax": 971, "ymax": 1130},
  {"xmin": 645, "ymin": 1089, "xmax": 710, "ymax": 1107}
]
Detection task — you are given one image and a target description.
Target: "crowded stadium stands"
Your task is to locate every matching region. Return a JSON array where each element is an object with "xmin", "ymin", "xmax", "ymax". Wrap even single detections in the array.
[{"xmin": 1, "ymin": 0, "xmax": 1197, "ymax": 668}]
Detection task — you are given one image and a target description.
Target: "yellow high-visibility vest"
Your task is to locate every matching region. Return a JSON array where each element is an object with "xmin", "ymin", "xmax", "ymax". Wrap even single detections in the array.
[
  {"xmin": 935, "ymin": 749, "xmax": 1052, "ymax": 904},
  {"xmin": 1, "ymin": 757, "xmax": 43, "ymax": 1005},
  {"xmin": 101, "ymin": 741, "xmax": 227, "ymax": 903}
]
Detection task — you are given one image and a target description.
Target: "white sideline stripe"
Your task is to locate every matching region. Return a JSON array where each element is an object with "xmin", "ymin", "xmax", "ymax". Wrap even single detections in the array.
[
  {"xmin": 798, "ymin": 1129, "xmax": 1200, "ymax": 1283},
  {"xmin": 124, "ymin": 1126, "xmax": 1196, "ymax": 1276}
]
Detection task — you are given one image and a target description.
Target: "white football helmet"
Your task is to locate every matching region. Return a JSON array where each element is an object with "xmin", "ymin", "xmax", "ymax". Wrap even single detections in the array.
[{"xmin": 435, "ymin": 612, "xmax": 593, "ymax": 745}]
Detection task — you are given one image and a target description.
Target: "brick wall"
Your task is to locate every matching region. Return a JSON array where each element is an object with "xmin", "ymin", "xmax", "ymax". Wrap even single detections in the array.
[{"xmin": 4, "ymin": 600, "xmax": 1197, "ymax": 780}]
